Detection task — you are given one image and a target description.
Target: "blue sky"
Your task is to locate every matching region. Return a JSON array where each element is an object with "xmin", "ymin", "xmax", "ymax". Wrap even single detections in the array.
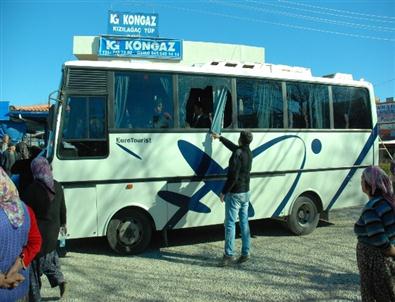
[{"xmin": 1, "ymin": 0, "xmax": 394, "ymax": 106}]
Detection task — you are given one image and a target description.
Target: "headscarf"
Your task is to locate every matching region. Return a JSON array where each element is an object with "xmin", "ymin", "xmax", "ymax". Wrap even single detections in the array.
[
  {"xmin": 362, "ymin": 166, "xmax": 394, "ymax": 206},
  {"xmin": 0, "ymin": 167, "xmax": 25, "ymax": 228},
  {"xmin": 31, "ymin": 157, "xmax": 55, "ymax": 201}
]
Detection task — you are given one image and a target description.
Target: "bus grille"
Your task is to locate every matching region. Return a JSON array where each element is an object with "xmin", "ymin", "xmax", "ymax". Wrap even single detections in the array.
[{"xmin": 66, "ymin": 69, "xmax": 108, "ymax": 93}]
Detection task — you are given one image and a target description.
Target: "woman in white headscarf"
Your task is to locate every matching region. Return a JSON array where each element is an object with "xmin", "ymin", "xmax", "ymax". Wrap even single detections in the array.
[{"xmin": 355, "ymin": 166, "xmax": 395, "ymax": 301}]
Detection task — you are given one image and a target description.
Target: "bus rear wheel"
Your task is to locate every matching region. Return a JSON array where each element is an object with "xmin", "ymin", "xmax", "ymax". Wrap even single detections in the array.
[
  {"xmin": 106, "ymin": 210, "xmax": 152, "ymax": 255},
  {"xmin": 287, "ymin": 195, "xmax": 319, "ymax": 235}
]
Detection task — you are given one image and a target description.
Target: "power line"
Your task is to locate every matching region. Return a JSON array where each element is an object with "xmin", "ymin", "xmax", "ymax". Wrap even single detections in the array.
[
  {"xmin": 246, "ymin": 0, "xmax": 395, "ymax": 24},
  {"xmin": 212, "ymin": 0, "xmax": 395, "ymax": 33},
  {"xmin": 127, "ymin": 1, "xmax": 395, "ymax": 42},
  {"xmin": 278, "ymin": 0, "xmax": 395, "ymax": 20}
]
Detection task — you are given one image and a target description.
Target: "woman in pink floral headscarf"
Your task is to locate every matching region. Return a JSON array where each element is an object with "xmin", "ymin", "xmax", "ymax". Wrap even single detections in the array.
[
  {"xmin": 355, "ymin": 166, "xmax": 395, "ymax": 301},
  {"xmin": 0, "ymin": 167, "xmax": 41, "ymax": 301}
]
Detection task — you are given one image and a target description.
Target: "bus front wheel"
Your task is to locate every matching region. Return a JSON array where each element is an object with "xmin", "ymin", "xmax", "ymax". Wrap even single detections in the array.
[
  {"xmin": 106, "ymin": 210, "xmax": 152, "ymax": 255},
  {"xmin": 287, "ymin": 195, "xmax": 319, "ymax": 235}
]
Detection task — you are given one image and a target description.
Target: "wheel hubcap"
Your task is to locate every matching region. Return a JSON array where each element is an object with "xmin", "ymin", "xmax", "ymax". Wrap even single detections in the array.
[
  {"xmin": 118, "ymin": 220, "xmax": 141, "ymax": 246},
  {"xmin": 297, "ymin": 204, "xmax": 313, "ymax": 225}
]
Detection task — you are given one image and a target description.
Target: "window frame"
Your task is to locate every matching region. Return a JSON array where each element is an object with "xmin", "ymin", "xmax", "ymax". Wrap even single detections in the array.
[
  {"xmin": 235, "ymin": 77, "xmax": 285, "ymax": 129},
  {"xmin": 331, "ymin": 85, "xmax": 372, "ymax": 130},
  {"xmin": 57, "ymin": 94, "xmax": 109, "ymax": 160},
  {"xmin": 284, "ymin": 81, "xmax": 331, "ymax": 130}
]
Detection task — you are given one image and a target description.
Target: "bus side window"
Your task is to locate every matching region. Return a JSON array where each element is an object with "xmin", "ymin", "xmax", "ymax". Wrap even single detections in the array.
[
  {"xmin": 333, "ymin": 86, "xmax": 372, "ymax": 129},
  {"xmin": 151, "ymin": 96, "xmax": 172, "ymax": 129},
  {"xmin": 223, "ymin": 91, "xmax": 233, "ymax": 128},
  {"xmin": 238, "ymin": 97, "xmax": 258, "ymax": 128},
  {"xmin": 62, "ymin": 100, "xmax": 88, "ymax": 139},
  {"xmin": 114, "ymin": 72, "xmax": 174, "ymax": 129},
  {"xmin": 90, "ymin": 117, "xmax": 105, "ymax": 138},
  {"xmin": 236, "ymin": 78, "xmax": 283, "ymax": 129},
  {"xmin": 178, "ymin": 74, "xmax": 231, "ymax": 129},
  {"xmin": 185, "ymin": 87, "xmax": 213, "ymax": 128},
  {"xmin": 286, "ymin": 82, "xmax": 330, "ymax": 129},
  {"xmin": 59, "ymin": 96, "xmax": 108, "ymax": 159},
  {"xmin": 185, "ymin": 88, "xmax": 202, "ymax": 127},
  {"xmin": 287, "ymin": 84, "xmax": 308, "ymax": 129}
]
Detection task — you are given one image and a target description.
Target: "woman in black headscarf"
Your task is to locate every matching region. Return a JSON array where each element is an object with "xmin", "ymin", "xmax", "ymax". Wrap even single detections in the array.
[{"xmin": 24, "ymin": 157, "xmax": 67, "ymax": 301}]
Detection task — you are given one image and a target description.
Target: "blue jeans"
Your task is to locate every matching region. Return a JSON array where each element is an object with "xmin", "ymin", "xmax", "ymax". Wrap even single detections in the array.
[{"xmin": 224, "ymin": 192, "xmax": 251, "ymax": 257}]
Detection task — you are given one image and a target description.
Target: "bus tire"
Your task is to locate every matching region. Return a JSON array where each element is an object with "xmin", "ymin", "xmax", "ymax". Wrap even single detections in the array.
[
  {"xmin": 106, "ymin": 209, "xmax": 152, "ymax": 255},
  {"xmin": 287, "ymin": 195, "xmax": 319, "ymax": 235}
]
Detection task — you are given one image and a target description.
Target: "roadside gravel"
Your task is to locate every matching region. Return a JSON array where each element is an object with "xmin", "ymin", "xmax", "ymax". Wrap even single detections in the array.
[{"xmin": 41, "ymin": 207, "xmax": 363, "ymax": 302}]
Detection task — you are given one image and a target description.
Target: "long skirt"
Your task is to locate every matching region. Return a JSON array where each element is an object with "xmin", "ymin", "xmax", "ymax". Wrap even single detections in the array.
[
  {"xmin": 356, "ymin": 241, "xmax": 395, "ymax": 302},
  {"xmin": 29, "ymin": 250, "xmax": 65, "ymax": 302}
]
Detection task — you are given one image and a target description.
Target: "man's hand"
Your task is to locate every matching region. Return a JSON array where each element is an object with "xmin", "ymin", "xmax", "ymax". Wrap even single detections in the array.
[
  {"xmin": 220, "ymin": 193, "xmax": 225, "ymax": 203},
  {"xmin": 384, "ymin": 245, "xmax": 395, "ymax": 257},
  {"xmin": 211, "ymin": 132, "xmax": 220, "ymax": 140},
  {"xmin": 60, "ymin": 225, "xmax": 67, "ymax": 236}
]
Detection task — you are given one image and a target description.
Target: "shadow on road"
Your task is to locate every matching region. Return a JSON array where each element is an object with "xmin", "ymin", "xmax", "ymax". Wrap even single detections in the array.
[
  {"xmin": 63, "ymin": 218, "xmax": 334, "ymax": 257},
  {"xmin": 41, "ymin": 296, "xmax": 60, "ymax": 301}
]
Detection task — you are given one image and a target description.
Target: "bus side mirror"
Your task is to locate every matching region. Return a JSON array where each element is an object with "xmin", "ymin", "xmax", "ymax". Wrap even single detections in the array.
[{"xmin": 47, "ymin": 104, "xmax": 55, "ymax": 131}]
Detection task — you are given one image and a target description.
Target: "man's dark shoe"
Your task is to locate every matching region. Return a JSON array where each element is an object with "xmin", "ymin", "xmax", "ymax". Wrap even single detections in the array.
[
  {"xmin": 59, "ymin": 281, "xmax": 66, "ymax": 298},
  {"xmin": 218, "ymin": 255, "xmax": 235, "ymax": 267},
  {"xmin": 237, "ymin": 254, "xmax": 250, "ymax": 264}
]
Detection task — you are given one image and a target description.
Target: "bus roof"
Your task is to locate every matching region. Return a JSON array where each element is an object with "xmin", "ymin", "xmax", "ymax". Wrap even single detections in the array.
[{"xmin": 63, "ymin": 60, "xmax": 372, "ymax": 87}]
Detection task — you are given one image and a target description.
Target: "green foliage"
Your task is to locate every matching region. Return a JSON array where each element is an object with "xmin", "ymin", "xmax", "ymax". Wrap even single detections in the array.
[{"xmin": 380, "ymin": 162, "xmax": 391, "ymax": 176}]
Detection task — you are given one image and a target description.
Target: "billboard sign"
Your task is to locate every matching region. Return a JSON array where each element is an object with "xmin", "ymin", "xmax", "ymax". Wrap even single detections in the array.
[
  {"xmin": 108, "ymin": 11, "xmax": 159, "ymax": 37},
  {"xmin": 99, "ymin": 37, "xmax": 182, "ymax": 60},
  {"xmin": 377, "ymin": 102, "xmax": 395, "ymax": 139}
]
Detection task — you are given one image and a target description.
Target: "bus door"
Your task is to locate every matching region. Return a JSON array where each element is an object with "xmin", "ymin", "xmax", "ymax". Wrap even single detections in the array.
[
  {"xmin": 62, "ymin": 185, "xmax": 98, "ymax": 239},
  {"xmin": 55, "ymin": 95, "xmax": 109, "ymax": 238}
]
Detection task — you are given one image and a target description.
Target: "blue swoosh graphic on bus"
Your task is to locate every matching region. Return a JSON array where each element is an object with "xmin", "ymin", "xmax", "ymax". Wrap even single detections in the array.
[
  {"xmin": 159, "ymin": 125, "xmax": 376, "ymax": 230},
  {"xmin": 326, "ymin": 125, "xmax": 378, "ymax": 210},
  {"xmin": 116, "ymin": 143, "xmax": 142, "ymax": 160},
  {"xmin": 250, "ymin": 135, "xmax": 307, "ymax": 217},
  {"xmin": 271, "ymin": 138, "xmax": 307, "ymax": 217},
  {"xmin": 159, "ymin": 139, "xmax": 257, "ymax": 230},
  {"xmin": 159, "ymin": 135, "xmax": 306, "ymax": 230}
]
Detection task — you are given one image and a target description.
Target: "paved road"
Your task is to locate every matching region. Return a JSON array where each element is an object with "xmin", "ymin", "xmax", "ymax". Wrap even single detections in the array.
[{"xmin": 41, "ymin": 207, "xmax": 363, "ymax": 302}]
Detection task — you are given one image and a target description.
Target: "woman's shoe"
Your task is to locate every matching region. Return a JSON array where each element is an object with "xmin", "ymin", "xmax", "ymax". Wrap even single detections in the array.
[{"xmin": 59, "ymin": 281, "xmax": 67, "ymax": 297}]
